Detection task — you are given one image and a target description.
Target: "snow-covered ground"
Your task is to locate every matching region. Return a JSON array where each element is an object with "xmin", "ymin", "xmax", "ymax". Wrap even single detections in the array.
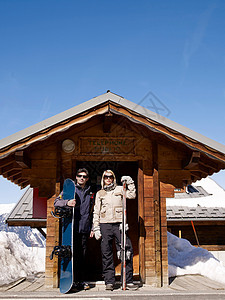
[
  {"xmin": 0, "ymin": 231, "xmax": 45, "ymax": 286},
  {"xmin": 168, "ymin": 231, "xmax": 225, "ymax": 285},
  {"xmin": 0, "ymin": 229, "xmax": 225, "ymax": 286},
  {"xmin": 0, "ymin": 203, "xmax": 46, "ymax": 285}
]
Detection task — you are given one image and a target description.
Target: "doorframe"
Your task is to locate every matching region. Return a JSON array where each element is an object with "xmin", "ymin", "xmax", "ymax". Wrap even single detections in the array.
[
  {"xmin": 138, "ymin": 160, "xmax": 145, "ymax": 282},
  {"xmin": 74, "ymin": 158, "xmax": 144, "ymax": 281}
]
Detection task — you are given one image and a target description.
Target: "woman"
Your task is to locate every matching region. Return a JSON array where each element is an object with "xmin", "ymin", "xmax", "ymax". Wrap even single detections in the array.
[{"xmin": 92, "ymin": 170, "xmax": 138, "ymax": 291}]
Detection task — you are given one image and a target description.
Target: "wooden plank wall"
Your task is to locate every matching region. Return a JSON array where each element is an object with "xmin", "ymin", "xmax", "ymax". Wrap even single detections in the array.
[
  {"xmin": 143, "ymin": 174, "xmax": 157, "ymax": 286},
  {"xmin": 169, "ymin": 225, "xmax": 225, "ymax": 249},
  {"xmin": 143, "ymin": 175, "xmax": 174, "ymax": 286},
  {"xmin": 22, "ymin": 145, "xmax": 57, "ymax": 197},
  {"xmin": 45, "ymin": 183, "xmax": 60, "ymax": 287}
]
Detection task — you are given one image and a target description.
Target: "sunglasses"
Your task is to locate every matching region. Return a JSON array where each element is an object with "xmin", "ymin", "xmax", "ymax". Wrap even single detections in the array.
[
  {"xmin": 76, "ymin": 174, "xmax": 88, "ymax": 179},
  {"xmin": 104, "ymin": 175, "xmax": 114, "ymax": 180}
]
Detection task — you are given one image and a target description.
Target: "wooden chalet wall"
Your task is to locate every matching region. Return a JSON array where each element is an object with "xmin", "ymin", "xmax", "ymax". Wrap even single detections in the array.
[
  {"xmin": 38, "ymin": 115, "xmax": 181, "ymax": 287},
  {"xmin": 168, "ymin": 223, "xmax": 225, "ymax": 251}
]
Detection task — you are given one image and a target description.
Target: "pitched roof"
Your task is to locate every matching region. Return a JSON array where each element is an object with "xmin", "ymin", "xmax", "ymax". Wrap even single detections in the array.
[
  {"xmin": 6, "ymin": 187, "xmax": 46, "ymax": 227},
  {"xmin": 174, "ymin": 185, "xmax": 211, "ymax": 199},
  {"xmin": 0, "ymin": 91, "xmax": 225, "ymax": 157},
  {"xmin": 167, "ymin": 177, "xmax": 225, "ymax": 208},
  {"xmin": 167, "ymin": 205, "xmax": 225, "ymax": 221}
]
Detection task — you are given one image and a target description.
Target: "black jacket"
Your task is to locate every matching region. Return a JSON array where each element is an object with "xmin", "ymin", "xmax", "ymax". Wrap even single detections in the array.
[{"xmin": 54, "ymin": 184, "xmax": 94, "ymax": 234}]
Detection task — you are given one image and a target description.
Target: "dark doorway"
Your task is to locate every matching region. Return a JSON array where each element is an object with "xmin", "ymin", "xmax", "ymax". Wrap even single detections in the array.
[{"xmin": 76, "ymin": 161, "xmax": 139, "ymax": 281}]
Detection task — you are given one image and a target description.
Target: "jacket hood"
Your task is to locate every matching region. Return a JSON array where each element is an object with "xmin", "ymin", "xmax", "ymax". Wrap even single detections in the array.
[{"xmin": 101, "ymin": 170, "xmax": 117, "ymax": 189}]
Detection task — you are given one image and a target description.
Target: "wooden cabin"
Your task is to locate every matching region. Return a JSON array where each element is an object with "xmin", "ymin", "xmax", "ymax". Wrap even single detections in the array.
[{"xmin": 0, "ymin": 91, "xmax": 225, "ymax": 287}]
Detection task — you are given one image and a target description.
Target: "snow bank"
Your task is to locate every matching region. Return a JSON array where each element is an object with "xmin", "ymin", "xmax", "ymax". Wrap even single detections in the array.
[
  {"xmin": 168, "ymin": 232, "xmax": 225, "ymax": 284},
  {"xmin": 0, "ymin": 203, "xmax": 15, "ymax": 215},
  {"xmin": 0, "ymin": 231, "xmax": 45, "ymax": 286}
]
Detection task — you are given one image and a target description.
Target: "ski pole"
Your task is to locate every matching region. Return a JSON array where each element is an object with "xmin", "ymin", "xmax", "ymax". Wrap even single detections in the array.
[{"xmin": 122, "ymin": 180, "xmax": 127, "ymax": 291}]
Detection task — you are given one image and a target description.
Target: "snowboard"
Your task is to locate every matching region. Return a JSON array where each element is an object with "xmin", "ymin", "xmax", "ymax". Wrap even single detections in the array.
[
  {"xmin": 50, "ymin": 178, "xmax": 75, "ymax": 293},
  {"xmin": 60, "ymin": 178, "xmax": 75, "ymax": 293}
]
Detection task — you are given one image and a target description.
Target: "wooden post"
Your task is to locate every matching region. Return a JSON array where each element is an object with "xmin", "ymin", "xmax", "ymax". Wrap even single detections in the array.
[
  {"xmin": 45, "ymin": 182, "xmax": 60, "ymax": 287},
  {"xmin": 152, "ymin": 141, "xmax": 162, "ymax": 287},
  {"xmin": 160, "ymin": 196, "xmax": 169, "ymax": 286},
  {"xmin": 138, "ymin": 161, "xmax": 145, "ymax": 283}
]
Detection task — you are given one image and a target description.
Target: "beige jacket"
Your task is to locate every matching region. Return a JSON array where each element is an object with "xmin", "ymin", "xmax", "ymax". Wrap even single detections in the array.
[{"xmin": 92, "ymin": 171, "xmax": 136, "ymax": 229}]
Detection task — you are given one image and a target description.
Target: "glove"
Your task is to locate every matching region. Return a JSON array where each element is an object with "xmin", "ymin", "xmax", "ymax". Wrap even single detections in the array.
[
  {"xmin": 121, "ymin": 176, "xmax": 134, "ymax": 184},
  {"xmin": 93, "ymin": 227, "xmax": 102, "ymax": 240},
  {"xmin": 119, "ymin": 223, "xmax": 129, "ymax": 232}
]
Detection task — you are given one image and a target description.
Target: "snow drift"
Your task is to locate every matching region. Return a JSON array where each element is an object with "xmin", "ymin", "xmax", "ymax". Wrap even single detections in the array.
[
  {"xmin": 168, "ymin": 231, "xmax": 225, "ymax": 284},
  {"xmin": 0, "ymin": 231, "xmax": 45, "ymax": 285}
]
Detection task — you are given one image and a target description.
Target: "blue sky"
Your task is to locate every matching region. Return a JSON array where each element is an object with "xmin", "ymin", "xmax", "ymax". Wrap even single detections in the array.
[{"xmin": 0, "ymin": 0, "xmax": 225, "ymax": 204}]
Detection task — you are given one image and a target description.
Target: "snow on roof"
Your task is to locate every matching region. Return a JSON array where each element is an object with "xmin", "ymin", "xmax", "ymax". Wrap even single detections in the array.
[{"xmin": 167, "ymin": 177, "xmax": 225, "ymax": 208}]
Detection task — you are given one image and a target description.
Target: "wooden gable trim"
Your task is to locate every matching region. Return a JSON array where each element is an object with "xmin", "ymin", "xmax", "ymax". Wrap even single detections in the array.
[
  {"xmin": 1, "ymin": 100, "xmax": 225, "ymax": 166},
  {"xmin": 0, "ymin": 105, "xmax": 109, "ymax": 159},
  {"xmin": 108, "ymin": 102, "xmax": 225, "ymax": 164}
]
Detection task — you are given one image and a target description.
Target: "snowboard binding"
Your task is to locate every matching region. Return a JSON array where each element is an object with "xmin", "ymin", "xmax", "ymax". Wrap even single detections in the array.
[
  {"xmin": 50, "ymin": 245, "xmax": 72, "ymax": 260},
  {"xmin": 51, "ymin": 206, "xmax": 73, "ymax": 218}
]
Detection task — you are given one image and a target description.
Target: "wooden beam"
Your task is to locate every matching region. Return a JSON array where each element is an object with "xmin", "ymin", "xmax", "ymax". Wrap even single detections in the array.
[
  {"xmin": 159, "ymin": 170, "xmax": 192, "ymax": 184},
  {"xmin": 138, "ymin": 160, "xmax": 145, "ymax": 283},
  {"xmin": 15, "ymin": 178, "xmax": 29, "ymax": 185},
  {"xmin": 19, "ymin": 180, "xmax": 30, "ymax": 189},
  {"xmin": 183, "ymin": 152, "xmax": 200, "ymax": 170},
  {"xmin": 103, "ymin": 112, "xmax": 113, "ymax": 133},
  {"xmin": 152, "ymin": 141, "xmax": 162, "ymax": 287},
  {"xmin": 12, "ymin": 173, "xmax": 22, "ymax": 182},
  {"xmin": 200, "ymin": 155, "xmax": 219, "ymax": 172},
  {"xmin": 198, "ymin": 163, "xmax": 210, "ymax": 175},
  {"xmin": 15, "ymin": 151, "xmax": 31, "ymax": 168},
  {"xmin": 7, "ymin": 169, "xmax": 22, "ymax": 179},
  {"xmin": 1, "ymin": 162, "xmax": 21, "ymax": 176},
  {"xmin": 0, "ymin": 156, "xmax": 15, "ymax": 168},
  {"xmin": 190, "ymin": 171, "xmax": 204, "ymax": 180}
]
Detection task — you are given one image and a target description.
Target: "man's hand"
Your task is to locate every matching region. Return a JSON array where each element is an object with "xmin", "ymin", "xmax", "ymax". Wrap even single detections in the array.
[
  {"xmin": 90, "ymin": 230, "xmax": 94, "ymax": 238},
  {"xmin": 67, "ymin": 199, "xmax": 76, "ymax": 207}
]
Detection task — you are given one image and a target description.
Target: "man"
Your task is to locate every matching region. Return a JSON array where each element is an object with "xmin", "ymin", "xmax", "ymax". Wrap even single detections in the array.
[{"xmin": 54, "ymin": 168, "xmax": 94, "ymax": 290}]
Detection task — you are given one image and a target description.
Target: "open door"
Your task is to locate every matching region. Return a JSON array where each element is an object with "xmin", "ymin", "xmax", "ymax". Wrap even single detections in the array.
[{"xmin": 76, "ymin": 161, "xmax": 139, "ymax": 280}]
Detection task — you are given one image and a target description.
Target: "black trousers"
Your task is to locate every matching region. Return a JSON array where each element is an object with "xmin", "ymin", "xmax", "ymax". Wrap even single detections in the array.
[
  {"xmin": 73, "ymin": 232, "xmax": 88, "ymax": 283},
  {"xmin": 100, "ymin": 223, "xmax": 134, "ymax": 285}
]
